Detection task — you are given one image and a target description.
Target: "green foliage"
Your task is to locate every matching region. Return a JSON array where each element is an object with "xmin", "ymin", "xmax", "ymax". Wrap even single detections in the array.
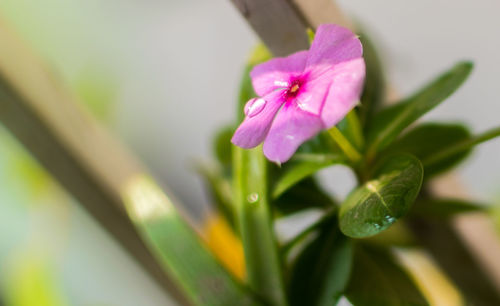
[
  {"xmin": 339, "ymin": 154, "xmax": 423, "ymax": 238},
  {"xmin": 272, "ymin": 157, "xmax": 344, "ymax": 199},
  {"xmin": 272, "ymin": 177, "xmax": 335, "ymax": 216},
  {"xmin": 344, "ymin": 245, "xmax": 428, "ymax": 306},
  {"xmin": 214, "ymin": 125, "xmax": 235, "ymax": 167},
  {"xmin": 386, "ymin": 123, "xmax": 472, "ymax": 177},
  {"xmin": 288, "ymin": 218, "xmax": 353, "ymax": 306},
  {"xmin": 412, "ymin": 198, "xmax": 485, "ymax": 218},
  {"xmin": 123, "ymin": 176, "xmax": 259, "ymax": 306},
  {"xmin": 365, "ymin": 61, "xmax": 473, "ymax": 158},
  {"xmin": 200, "ymin": 33, "xmax": 500, "ymax": 306},
  {"xmin": 358, "ymin": 31, "xmax": 386, "ymax": 127}
]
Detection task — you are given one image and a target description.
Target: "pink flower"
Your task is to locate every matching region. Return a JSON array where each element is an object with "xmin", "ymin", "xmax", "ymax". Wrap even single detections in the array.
[{"xmin": 231, "ymin": 24, "xmax": 366, "ymax": 164}]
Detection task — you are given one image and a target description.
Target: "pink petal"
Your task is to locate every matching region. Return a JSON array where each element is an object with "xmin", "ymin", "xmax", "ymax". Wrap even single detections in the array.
[
  {"xmin": 231, "ymin": 90, "xmax": 286, "ymax": 149},
  {"xmin": 263, "ymin": 103, "xmax": 324, "ymax": 164},
  {"xmin": 250, "ymin": 51, "xmax": 308, "ymax": 97},
  {"xmin": 320, "ymin": 58, "xmax": 365, "ymax": 127},
  {"xmin": 293, "ymin": 58, "xmax": 365, "ymax": 124},
  {"xmin": 305, "ymin": 24, "xmax": 362, "ymax": 78}
]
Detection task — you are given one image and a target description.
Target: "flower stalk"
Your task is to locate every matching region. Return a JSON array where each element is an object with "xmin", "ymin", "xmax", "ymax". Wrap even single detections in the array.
[
  {"xmin": 328, "ymin": 126, "xmax": 363, "ymax": 164},
  {"xmin": 233, "ymin": 145, "xmax": 288, "ymax": 306}
]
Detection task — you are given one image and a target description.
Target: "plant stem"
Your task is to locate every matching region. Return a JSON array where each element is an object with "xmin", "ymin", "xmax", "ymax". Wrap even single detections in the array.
[
  {"xmin": 328, "ymin": 126, "xmax": 363, "ymax": 164},
  {"xmin": 346, "ymin": 110, "xmax": 365, "ymax": 149},
  {"xmin": 423, "ymin": 126, "xmax": 500, "ymax": 167},
  {"xmin": 233, "ymin": 146, "xmax": 288, "ymax": 306}
]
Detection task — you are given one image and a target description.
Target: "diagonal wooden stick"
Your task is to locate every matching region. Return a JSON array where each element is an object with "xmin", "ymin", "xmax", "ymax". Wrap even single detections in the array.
[{"xmin": 0, "ymin": 20, "xmax": 258, "ymax": 306}]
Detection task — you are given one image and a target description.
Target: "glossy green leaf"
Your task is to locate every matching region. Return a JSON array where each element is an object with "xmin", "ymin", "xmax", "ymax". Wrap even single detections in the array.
[
  {"xmin": 358, "ymin": 31, "xmax": 386, "ymax": 127},
  {"xmin": 339, "ymin": 154, "xmax": 423, "ymax": 238},
  {"xmin": 412, "ymin": 198, "xmax": 485, "ymax": 218},
  {"xmin": 366, "ymin": 61, "xmax": 473, "ymax": 156},
  {"xmin": 288, "ymin": 218, "xmax": 353, "ymax": 306},
  {"xmin": 387, "ymin": 123, "xmax": 472, "ymax": 177},
  {"xmin": 273, "ymin": 177, "xmax": 335, "ymax": 216},
  {"xmin": 344, "ymin": 245, "xmax": 427, "ymax": 306}
]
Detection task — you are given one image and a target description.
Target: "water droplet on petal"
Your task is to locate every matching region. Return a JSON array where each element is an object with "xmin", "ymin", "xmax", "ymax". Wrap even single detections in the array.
[
  {"xmin": 244, "ymin": 98, "xmax": 267, "ymax": 117},
  {"xmin": 246, "ymin": 193, "xmax": 259, "ymax": 203}
]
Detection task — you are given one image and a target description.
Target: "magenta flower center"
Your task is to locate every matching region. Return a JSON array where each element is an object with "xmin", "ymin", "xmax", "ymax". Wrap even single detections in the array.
[{"xmin": 285, "ymin": 79, "xmax": 304, "ymax": 100}]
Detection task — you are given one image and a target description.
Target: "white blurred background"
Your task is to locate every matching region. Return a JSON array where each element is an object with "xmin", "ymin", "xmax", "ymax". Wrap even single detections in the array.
[{"xmin": 0, "ymin": 0, "xmax": 499, "ymax": 305}]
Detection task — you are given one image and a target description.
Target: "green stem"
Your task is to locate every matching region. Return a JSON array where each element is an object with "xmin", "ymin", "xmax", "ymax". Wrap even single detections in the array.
[
  {"xmin": 346, "ymin": 110, "xmax": 365, "ymax": 149},
  {"xmin": 328, "ymin": 126, "xmax": 363, "ymax": 164},
  {"xmin": 233, "ymin": 146, "xmax": 288, "ymax": 306},
  {"xmin": 423, "ymin": 126, "xmax": 500, "ymax": 167}
]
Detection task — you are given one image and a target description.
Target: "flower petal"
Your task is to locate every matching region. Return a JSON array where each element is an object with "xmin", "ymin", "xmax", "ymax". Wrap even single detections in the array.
[
  {"xmin": 231, "ymin": 90, "xmax": 285, "ymax": 148},
  {"xmin": 263, "ymin": 103, "xmax": 324, "ymax": 164},
  {"xmin": 293, "ymin": 58, "xmax": 365, "ymax": 122},
  {"xmin": 320, "ymin": 58, "xmax": 365, "ymax": 127},
  {"xmin": 305, "ymin": 24, "xmax": 362, "ymax": 77},
  {"xmin": 250, "ymin": 50, "xmax": 308, "ymax": 97}
]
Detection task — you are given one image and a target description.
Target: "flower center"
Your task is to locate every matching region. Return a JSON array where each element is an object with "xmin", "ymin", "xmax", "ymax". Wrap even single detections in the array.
[{"xmin": 286, "ymin": 79, "xmax": 302, "ymax": 99}]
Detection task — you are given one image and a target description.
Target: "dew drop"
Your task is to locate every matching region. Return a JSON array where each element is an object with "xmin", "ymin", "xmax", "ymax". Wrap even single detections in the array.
[
  {"xmin": 385, "ymin": 215, "xmax": 396, "ymax": 223},
  {"xmin": 244, "ymin": 98, "xmax": 267, "ymax": 117},
  {"xmin": 373, "ymin": 223, "xmax": 381, "ymax": 229},
  {"xmin": 247, "ymin": 193, "xmax": 259, "ymax": 204}
]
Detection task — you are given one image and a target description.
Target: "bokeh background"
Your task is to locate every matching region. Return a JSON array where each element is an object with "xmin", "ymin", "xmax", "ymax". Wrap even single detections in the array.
[{"xmin": 0, "ymin": 0, "xmax": 499, "ymax": 305}]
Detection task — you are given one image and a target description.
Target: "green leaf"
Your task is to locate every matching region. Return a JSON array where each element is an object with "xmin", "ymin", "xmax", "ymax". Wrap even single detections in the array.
[
  {"xmin": 197, "ymin": 163, "xmax": 235, "ymax": 228},
  {"xmin": 296, "ymin": 130, "xmax": 340, "ymax": 156},
  {"xmin": 344, "ymin": 245, "xmax": 428, "ymax": 306},
  {"xmin": 213, "ymin": 125, "xmax": 235, "ymax": 167},
  {"xmin": 358, "ymin": 31, "xmax": 386, "ymax": 127},
  {"xmin": 273, "ymin": 177, "xmax": 335, "ymax": 216},
  {"xmin": 272, "ymin": 156, "xmax": 345, "ymax": 199},
  {"xmin": 422, "ymin": 125, "xmax": 500, "ymax": 170},
  {"xmin": 365, "ymin": 61, "xmax": 473, "ymax": 157},
  {"xmin": 386, "ymin": 123, "xmax": 472, "ymax": 177},
  {"xmin": 412, "ymin": 198, "xmax": 485, "ymax": 218},
  {"xmin": 288, "ymin": 218, "xmax": 353, "ymax": 306},
  {"xmin": 233, "ymin": 146, "xmax": 288, "ymax": 306},
  {"xmin": 122, "ymin": 176, "xmax": 259, "ymax": 306},
  {"xmin": 339, "ymin": 154, "xmax": 423, "ymax": 238}
]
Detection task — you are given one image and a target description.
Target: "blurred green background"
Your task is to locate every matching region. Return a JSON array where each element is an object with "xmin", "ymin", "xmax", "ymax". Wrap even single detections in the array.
[{"xmin": 0, "ymin": 0, "xmax": 499, "ymax": 305}]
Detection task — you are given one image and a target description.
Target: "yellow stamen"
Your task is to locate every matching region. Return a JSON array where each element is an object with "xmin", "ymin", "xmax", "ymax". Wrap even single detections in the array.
[{"xmin": 290, "ymin": 84, "xmax": 300, "ymax": 93}]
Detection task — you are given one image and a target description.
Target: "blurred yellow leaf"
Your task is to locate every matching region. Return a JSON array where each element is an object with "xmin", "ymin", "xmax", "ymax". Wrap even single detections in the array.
[{"xmin": 203, "ymin": 214, "xmax": 246, "ymax": 281}]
